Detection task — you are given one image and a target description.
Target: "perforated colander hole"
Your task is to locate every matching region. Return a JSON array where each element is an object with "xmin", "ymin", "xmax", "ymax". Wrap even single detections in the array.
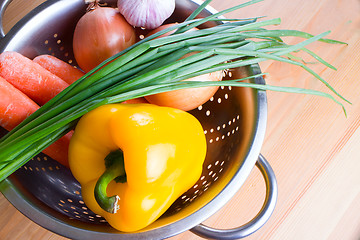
[
  {"xmin": 58, "ymin": 202, "xmax": 64, "ymax": 207},
  {"xmin": 82, "ymin": 210, "xmax": 90, "ymax": 215},
  {"xmin": 203, "ymin": 182, "xmax": 211, "ymax": 190},
  {"xmin": 197, "ymin": 86, "xmax": 231, "ymax": 114},
  {"xmin": 43, "ymin": 32, "xmax": 79, "ymax": 65},
  {"xmin": 204, "ymin": 117, "xmax": 241, "ymax": 144},
  {"xmin": 173, "ymin": 207, "xmax": 182, "ymax": 212},
  {"xmin": 190, "ymin": 196, "xmax": 197, "ymax": 202},
  {"xmin": 58, "ymin": 198, "xmax": 107, "ymax": 223}
]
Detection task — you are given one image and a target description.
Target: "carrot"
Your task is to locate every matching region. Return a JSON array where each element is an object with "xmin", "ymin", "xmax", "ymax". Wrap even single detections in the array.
[
  {"xmin": 33, "ymin": 54, "xmax": 85, "ymax": 85},
  {"xmin": 42, "ymin": 131, "xmax": 72, "ymax": 168},
  {"xmin": 0, "ymin": 51, "xmax": 69, "ymax": 105},
  {"xmin": 0, "ymin": 75, "xmax": 71, "ymax": 167},
  {"xmin": 0, "ymin": 76, "xmax": 39, "ymax": 130}
]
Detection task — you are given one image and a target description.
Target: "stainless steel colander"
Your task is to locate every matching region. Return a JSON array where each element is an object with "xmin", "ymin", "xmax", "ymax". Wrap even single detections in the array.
[{"xmin": 0, "ymin": 0, "xmax": 277, "ymax": 239}]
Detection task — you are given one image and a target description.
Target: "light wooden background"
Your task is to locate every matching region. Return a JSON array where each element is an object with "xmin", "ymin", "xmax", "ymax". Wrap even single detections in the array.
[{"xmin": 1, "ymin": 0, "xmax": 360, "ymax": 239}]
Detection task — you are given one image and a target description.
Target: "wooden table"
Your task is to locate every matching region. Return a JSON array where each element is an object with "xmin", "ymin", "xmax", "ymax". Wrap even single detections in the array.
[{"xmin": 1, "ymin": 0, "xmax": 360, "ymax": 239}]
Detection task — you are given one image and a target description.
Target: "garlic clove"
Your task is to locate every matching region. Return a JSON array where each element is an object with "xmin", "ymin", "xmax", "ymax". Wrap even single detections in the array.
[{"xmin": 117, "ymin": 0, "xmax": 175, "ymax": 29}]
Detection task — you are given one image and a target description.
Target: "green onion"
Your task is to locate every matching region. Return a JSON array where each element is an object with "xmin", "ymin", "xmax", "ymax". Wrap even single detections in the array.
[{"xmin": 0, "ymin": 0, "xmax": 348, "ymax": 182}]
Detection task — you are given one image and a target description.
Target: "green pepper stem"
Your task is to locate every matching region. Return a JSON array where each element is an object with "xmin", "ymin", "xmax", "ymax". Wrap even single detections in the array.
[{"xmin": 95, "ymin": 150, "xmax": 126, "ymax": 214}]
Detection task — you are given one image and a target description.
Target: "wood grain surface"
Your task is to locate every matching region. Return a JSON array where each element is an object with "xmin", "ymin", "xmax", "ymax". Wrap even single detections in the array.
[{"xmin": 1, "ymin": 0, "xmax": 360, "ymax": 239}]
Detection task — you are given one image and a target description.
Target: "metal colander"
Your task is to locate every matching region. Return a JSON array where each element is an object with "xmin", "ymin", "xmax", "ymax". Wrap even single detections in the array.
[{"xmin": 0, "ymin": 0, "xmax": 277, "ymax": 239}]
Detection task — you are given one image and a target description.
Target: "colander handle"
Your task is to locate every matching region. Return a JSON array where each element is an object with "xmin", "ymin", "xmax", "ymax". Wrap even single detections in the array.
[
  {"xmin": 191, "ymin": 154, "xmax": 278, "ymax": 240},
  {"xmin": 0, "ymin": 0, "xmax": 12, "ymax": 38}
]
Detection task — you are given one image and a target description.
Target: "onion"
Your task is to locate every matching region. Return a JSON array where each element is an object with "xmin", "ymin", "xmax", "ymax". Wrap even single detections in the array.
[
  {"xmin": 145, "ymin": 72, "xmax": 223, "ymax": 111},
  {"xmin": 144, "ymin": 23, "xmax": 223, "ymax": 111},
  {"xmin": 73, "ymin": 4, "xmax": 137, "ymax": 72}
]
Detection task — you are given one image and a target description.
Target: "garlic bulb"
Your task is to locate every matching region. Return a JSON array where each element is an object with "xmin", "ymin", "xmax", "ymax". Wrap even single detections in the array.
[{"xmin": 117, "ymin": 0, "xmax": 175, "ymax": 29}]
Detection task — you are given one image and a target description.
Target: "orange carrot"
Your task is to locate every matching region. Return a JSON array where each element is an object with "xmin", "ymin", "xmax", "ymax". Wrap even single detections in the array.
[
  {"xmin": 33, "ymin": 54, "xmax": 85, "ymax": 85},
  {"xmin": 0, "ymin": 51, "xmax": 69, "ymax": 105},
  {"xmin": 43, "ymin": 131, "xmax": 72, "ymax": 168},
  {"xmin": 0, "ymin": 76, "xmax": 38, "ymax": 130},
  {"xmin": 0, "ymin": 75, "xmax": 71, "ymax": 167}
]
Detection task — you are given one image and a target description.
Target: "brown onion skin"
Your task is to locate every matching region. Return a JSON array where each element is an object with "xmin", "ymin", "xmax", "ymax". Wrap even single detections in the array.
[
  {"xmin": 144, "ymin": 23, "xmax": 222, "ymax": 111},
  {"xmin": 73, "ymin": 7, "xmax": 137, "ymax": 72},
  {"xmin": 145, "ymin": 72, "xmax": 222, "ymax": 111}
]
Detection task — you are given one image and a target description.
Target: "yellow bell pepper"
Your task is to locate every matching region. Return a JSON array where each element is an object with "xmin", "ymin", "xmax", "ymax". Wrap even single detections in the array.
[{"xmin": 68, "ymin": 103, "xmax": 207, "ymax": 232}]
